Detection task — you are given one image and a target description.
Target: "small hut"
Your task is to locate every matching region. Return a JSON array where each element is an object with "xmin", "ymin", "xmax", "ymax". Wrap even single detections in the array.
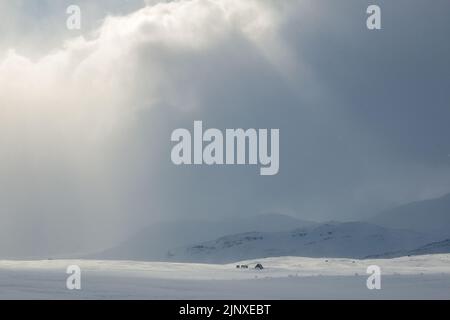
[{"xmin": 254, "ymin": 263, "xmax": 264, "ymax": 270}]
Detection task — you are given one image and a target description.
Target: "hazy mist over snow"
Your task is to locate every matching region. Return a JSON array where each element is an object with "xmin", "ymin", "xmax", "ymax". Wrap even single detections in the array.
[{"xmin": 1, "ymin": 0, "xmax": 450, "ymax": 258}]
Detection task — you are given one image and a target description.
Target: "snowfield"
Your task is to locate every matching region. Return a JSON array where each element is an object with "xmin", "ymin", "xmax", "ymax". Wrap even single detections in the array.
[{"xmin": 1, "ymin": 254, "xmax": 450, "ymax": 299}]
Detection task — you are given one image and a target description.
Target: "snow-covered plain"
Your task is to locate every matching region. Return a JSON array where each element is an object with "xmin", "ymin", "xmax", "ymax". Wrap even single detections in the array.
[{"xmin": 1, "ymin": 255, "xmax": 449, "ymax": 299}]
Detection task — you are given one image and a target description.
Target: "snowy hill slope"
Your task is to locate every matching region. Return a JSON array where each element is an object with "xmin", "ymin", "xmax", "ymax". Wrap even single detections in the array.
[
  {"xmin": 408, "ymin": 239, "xmax": 450, "ymax": 255},
  {"xmin": 91, "ymin": 213, "xmax": 316, "ymax": 261},
  {"xmin": 370, "ymin": 193, "xmax": 450, "ymax": 237},
  {"xmin": 367, "ymin": 239, "xmax": 450, "ymax": 259},
  {"xmin": 167, "ymin": 222, "xmax": 432, "ymax": 263}
]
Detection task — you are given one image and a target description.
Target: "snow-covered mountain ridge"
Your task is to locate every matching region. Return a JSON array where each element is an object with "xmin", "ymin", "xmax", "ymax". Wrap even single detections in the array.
[{"xmin": 167, "ymin": 222, "xmax": 432, "ymax": 263}]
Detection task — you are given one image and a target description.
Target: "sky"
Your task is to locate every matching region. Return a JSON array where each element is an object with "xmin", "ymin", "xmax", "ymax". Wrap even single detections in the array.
[{"xmin": 0, "ymin": 0, "xmax": 450, "ymax": 258}]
